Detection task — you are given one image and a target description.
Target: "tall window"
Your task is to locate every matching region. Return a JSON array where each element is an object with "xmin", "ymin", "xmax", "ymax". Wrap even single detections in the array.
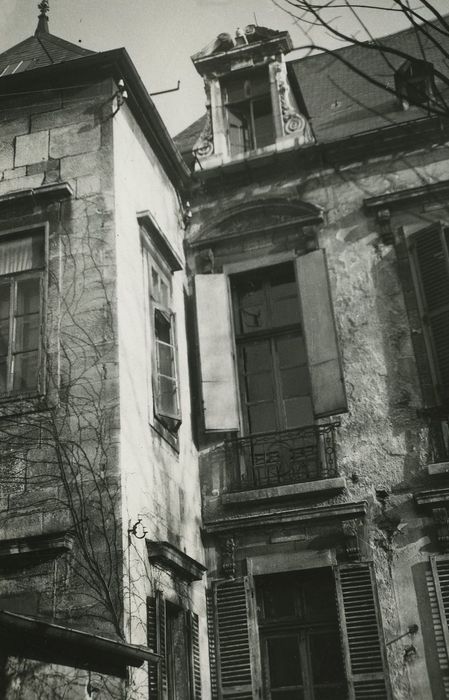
[
  {"xmin": 222, "ymin": 67, "xmax": 274, "ymax": 156},
  {"xmin": 257, "ymin": 569, "xmax": 346, "ymax": 700},
  {"xmin": 231, "ymin": 262, "xmax": 313, "ymax": 434},
  {"xmin": 144, "ymin": 245, "xmax": 181, "ymax": 433},
  {"xmin": 0, "ymin": 230, "xmax": 45, "ymax": 396}
]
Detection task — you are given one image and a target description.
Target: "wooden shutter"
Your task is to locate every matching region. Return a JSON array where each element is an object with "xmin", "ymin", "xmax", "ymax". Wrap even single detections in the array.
[
  {"xmin": 147, "ymin": 592, "xmax": 166, "ymax": 700},
  {"xmin": 296, "ymin": 250, "xmax": 347, "ymax": 417},
  {"xmin": 195, "ymin": 274, "xmax": 240, "ymax": 431},
  {"xmin": 212, "ymin": 577, "xmax": 262, "ymax": 700},
  {"xmin": 409, "ymin": 222, "xmax": 449, "ymax": 403},
  {"xmin": 187, "ymin": 611, "xmax": 202, "ymax": 700},
  {"xmin": 427, "ymin": 558, "xmax": 449, "ymax": 697},
  {"xmin": 335, "ymin": 563, "xmax": 390, "ymax": 700},
  {"xmin": 206, "ymin": 589, "xmax": 219, "ymax": 700}
]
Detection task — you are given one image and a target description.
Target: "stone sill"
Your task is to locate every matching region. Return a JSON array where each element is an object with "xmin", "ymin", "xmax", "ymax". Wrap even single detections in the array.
[
  {"xmin": 222, "ymin": 476, "xmax": 346, "ymax": 506},
  {"xmin": 427, "ymin": 462, "xmax": 449, "ymax": 476}
]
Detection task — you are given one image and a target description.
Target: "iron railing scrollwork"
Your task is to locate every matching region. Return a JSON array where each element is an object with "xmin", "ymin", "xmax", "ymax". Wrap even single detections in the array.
[{"xmin": 225, "ymin": 422, "xmax": 340, "ymax": 492}]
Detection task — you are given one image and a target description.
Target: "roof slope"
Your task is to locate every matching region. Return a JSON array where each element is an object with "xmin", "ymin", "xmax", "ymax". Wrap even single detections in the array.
[
  {"xmin": 0, "ymin": 27, "xmax": 93, "ymax": 77},
  {"xmin": 175, "ymin": 17, "xmax": 449, "ymax": 157},
  {"xmin": 292, "ymin": 17, "xmax": 449, "ymax": 143}
]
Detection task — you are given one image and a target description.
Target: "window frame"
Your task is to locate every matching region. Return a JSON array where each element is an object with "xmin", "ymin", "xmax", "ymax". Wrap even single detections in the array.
[
  {"xmin": 0, "ymin": 224, "xmax": 48, "ymax": 401},
  {"xmin": 230, "ymin": 261, "xmax": 312, "ymax": 436},
  {"xmin": 221, "ymin": 66, "xmax": 275, "ymax": 155},
  {"xmin": 141, "ymin": 226, "xmax": 182, "ymax": 443}
]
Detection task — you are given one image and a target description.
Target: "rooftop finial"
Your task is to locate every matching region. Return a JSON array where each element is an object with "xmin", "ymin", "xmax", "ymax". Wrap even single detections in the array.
[
  {"xmin": 38, "ymin": 0, "xmax": 49, "ymax": 16},
  {"xmin": 35, "ymin": 0, "xmax": 50, "ymax": 34}
]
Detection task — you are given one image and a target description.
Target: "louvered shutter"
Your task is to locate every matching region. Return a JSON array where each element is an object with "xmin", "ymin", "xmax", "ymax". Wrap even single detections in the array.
[
  {"xmin": 427, "ymin": 559, "xmax": 449, "ymax": 697},
  {"xmin": 212, "ymin": 577, "xmax": 262, "ymax": 700},
  {"xmin": 147, "ymin": 592, "xmax": 166, "ymax": 700},
  {"xmin": 206, "ymin": 588, "xmax": 219, "ymax": 700},
  {"xmin": 296, "ymin": 250, "xmax": 347, "ymax": 417},
  {"xmin": 335, "ymin": 563, "xmax": 390, "ymax": 700},
  {"xmin": 195, "ymin": 274, "xmax": 240, "ymax": 431},
  {"xmin": 409, "ymin": 222, "xmax": 449, "ymax": 403},
  {"xmin": 187, "ymin": 611, "xmax": 202, "ymax": 700}
]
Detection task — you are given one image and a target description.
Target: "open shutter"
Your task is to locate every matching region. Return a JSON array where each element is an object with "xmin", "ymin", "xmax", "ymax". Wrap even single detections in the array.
[
  {"xmin": 296, "ymin": 249, "xmax": 347, "ymax": 417},
  {"xmin": 206, "ymin": 588, "xmax": 219, "ymax": 700},
  {"xmin": 212, "ymin": 577, "xmax": 262, "ymax": 700},
  {"xmin": 409, "ymin": 222, "xmax": 449, "ymax": 403},
  {"xmin": 335, "ymin": 563, "xmax": 390, "ymax": 700},
  {"xmin": 195, "ymin": 274, "xmax": 239, "ymax": 431},
  {"xmin": 147, "ymin": 592, "xmax": 167, "ymax": 700},
  {"xmin": 187, "ymin": 611, "xmax": 202, "ymax": 700}
]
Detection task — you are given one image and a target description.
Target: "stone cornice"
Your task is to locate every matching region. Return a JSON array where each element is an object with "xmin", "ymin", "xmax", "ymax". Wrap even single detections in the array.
[{"xmin": 203, "ymin": 500, "xmax": 367, "ymax": 534}]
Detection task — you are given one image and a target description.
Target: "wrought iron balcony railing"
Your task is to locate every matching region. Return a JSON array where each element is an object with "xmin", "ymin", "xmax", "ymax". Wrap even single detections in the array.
[{"xmin": 225, "ymin": 422, "xmax": 340, "ymax": 493}]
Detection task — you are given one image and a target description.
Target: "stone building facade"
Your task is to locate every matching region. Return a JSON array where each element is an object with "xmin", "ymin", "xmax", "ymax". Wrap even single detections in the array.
[
  {"xmin": 2, "ymin": 6, "xmax": 449, "ymax": 700},
  {"xmin": 175, "ymin": 20, "xmax": 449, "ymax": 700},
  {"xmin": 0, "ymin": 7, "xmax": 207, "ymax": 700}
]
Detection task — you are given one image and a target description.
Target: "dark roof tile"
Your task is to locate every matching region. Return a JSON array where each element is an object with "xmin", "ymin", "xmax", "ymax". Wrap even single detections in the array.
[{"xmin": 0, "ymin": 32, "xmax": 94, "ymax": 78}]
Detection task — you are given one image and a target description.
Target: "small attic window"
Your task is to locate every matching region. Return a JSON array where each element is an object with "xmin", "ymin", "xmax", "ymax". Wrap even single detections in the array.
[
  {"xmin": 221, "ymin": 66, "xmax": 274, "ymax": 156},
  {"xmin": 395, "ymin": 59, "xmax": 435, "ymax": 107}
]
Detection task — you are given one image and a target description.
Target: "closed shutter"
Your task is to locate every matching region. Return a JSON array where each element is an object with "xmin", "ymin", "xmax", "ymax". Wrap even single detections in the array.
[
  {"xmin": 147, "ymin": 592, "xmax": 166, "ymax": 700},
  {"xmin": 409, "ymin": 222, "xmax": 449, "ymax": 403},
  {"xmin": 195, "ymin": 274, "xmax": 240, "ymax": 431},
  {"xmin": 206, "ymin": 589, "xmax": 219, "ymax": 700},
  {"xmin": 335, "ymin": 563, "xmax": 390, "ymax": 700},
  {"xmin": 188, "ymin": 611, "xmax": 202, "ymax": 700},
  {"xmin": 427, "ymin": 559, "xmax": 449, "ymax": 697},
  {"xmin": 212, "ymin": 577, "xmax": 262, "ymax": 699},
  {"xmin": 296, "ymin": 250, "xmax": 347, "ymax": 417}
]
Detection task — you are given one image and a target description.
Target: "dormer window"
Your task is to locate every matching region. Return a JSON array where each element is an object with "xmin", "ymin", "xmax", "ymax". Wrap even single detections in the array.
[
  {"xmin": 395, "ymin": 59, "xmax": 435, "ymax": 108},
  {"xmin": 221, "ymin": 67, "xmax": 274, "ymax": 156}
]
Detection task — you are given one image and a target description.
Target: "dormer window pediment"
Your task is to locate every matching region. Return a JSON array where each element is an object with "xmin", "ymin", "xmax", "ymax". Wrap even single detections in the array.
[{"xmin": 191, "ymin": 28, "xmax": 314, "ymax": 169}]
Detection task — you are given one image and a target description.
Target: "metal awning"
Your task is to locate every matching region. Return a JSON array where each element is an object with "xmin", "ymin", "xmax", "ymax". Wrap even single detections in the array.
[{"xmin": 0, "ymin": 610, "xmax": 159, "ymax": 679}]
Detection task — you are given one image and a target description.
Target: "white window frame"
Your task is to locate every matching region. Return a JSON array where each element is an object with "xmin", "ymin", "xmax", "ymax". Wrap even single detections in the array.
[{"xmin": 141, "ymin": 226, "xmax": 182, "ymax": 440}]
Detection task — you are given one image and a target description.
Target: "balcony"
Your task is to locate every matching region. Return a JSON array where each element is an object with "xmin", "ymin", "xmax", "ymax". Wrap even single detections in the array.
[{"xmin": 222, "ymin": 422, "xmax": 344, "ymax": 504}]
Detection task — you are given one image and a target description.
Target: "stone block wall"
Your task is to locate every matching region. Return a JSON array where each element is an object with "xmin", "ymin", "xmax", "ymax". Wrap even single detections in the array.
[{"xmin": 0, "ymin": 77, "xmax": 125, "ymax": 660}]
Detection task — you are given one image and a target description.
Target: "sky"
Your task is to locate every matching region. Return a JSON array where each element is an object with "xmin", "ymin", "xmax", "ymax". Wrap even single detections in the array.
[{"xmin": 2, "ymin": 0, "xmax": 448, "ymax": 137}]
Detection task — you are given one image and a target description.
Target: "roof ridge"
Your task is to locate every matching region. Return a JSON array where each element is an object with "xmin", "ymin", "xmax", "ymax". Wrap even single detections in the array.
[{"xmin": 288, "ymin": 13, "xmax": 449, "ymax": 66}]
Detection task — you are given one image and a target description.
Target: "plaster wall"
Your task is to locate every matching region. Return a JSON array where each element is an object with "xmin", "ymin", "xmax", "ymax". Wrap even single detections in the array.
[
  {"xmin": 189, "ymin": 143, "xmax": 449, "ymax": 699},
  {"xmin": 112, "ymin": 104, "xmax": 208, "ymax": 697}
]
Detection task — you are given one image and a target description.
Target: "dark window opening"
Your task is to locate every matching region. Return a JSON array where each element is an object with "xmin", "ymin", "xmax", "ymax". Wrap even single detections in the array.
[
  {"xmin": 395, "ymin": 59, "xmax": 435, "ymax": 107},
  {"xmin": 222, "ymin": 67, "xmax": 275, "ymax": 155},
  {"xmin": 257, "ymin": 569, "xmax": 346, "ymax": 700},
  {"xmin": 166, "ymin": 603, "xmax": 191, "ymax": 700},
  {"xmin": 0, "ymin": 230, "xmax": 45, "ymax": 397},
  {"xmin": 231, "ymin": 262, "xmax": 313, "ymax": 435}
]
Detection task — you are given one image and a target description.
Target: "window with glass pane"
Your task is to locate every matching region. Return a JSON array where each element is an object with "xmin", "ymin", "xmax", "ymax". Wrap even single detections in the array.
[
  {"xmin": 222, "ymin": 67, "xmax": 275, "ymax": 156},
  {"xmin": 231, "ymin": 262, "xmax": 313, "ymax": 435},
  {"xmin": 257, "ymin": 570, "xmax": 346, "ymax": 700},
  {"xmin": 148, "ymin": 256, "xmax": 181, "ymax": 431},
  {"xmin": 0, "ymin": 231, "xmax": 44, "ymax": 396}
]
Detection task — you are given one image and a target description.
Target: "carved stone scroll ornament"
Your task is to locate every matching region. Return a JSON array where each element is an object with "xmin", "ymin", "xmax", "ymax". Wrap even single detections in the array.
[
  {"xmin": 342, "ymin": 519, "xmax": 362, "ymax": 560},
  {"xmin": 274, "ymin": 61, "xmax": 314, "ymax": 144},
  {"xmin": 220, "ymin": 535, "xmax": 237, "ymax": 578},
  {"xmin": 193, "ymin": 109, "xmax": 214, "ymax": 159}
]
